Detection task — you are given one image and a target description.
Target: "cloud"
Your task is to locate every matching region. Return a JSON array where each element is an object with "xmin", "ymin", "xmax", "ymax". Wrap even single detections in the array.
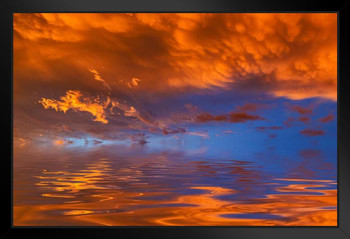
[
  {"xmin": 195, "ymin": 103, "xmax": 264, "ymax": 123},
  {"xmin": 256, "ymin": 126, "xmax": 282, "ymax": 138},
  {"xmin": 229, "ymin": 112, "xmax": 264, "ymax": 123},
  {"xmin": 162, "ymin": 128, "xmax": 186, "ymax": 135},
  {"xmin": 196, "ymin": 113, "xmax": 226, "ymax": 122},
  {"xmin": 187, "ymin": 131, "xmax": 209, "ymax": 139},
  {"xmin": 38, "ymin": 90, "xmax": 112, "ymax": 124},
  {"xmin": 13, "ymin": 13, "xmax": 337, "ymax": 142},
  {"xmin": 195, "ymin": 111, "xmax": 263, "ymax": 123},
  {"xmin": 236, "ymin": 103, "xmax": 259, "ymax": 112},
  {"xmin": 128, "ymin": 77, "xmax": 141, "ymax": 88},
  {"xmin": 38, "ymin": 89, "xmax": 193, "ymax": 138},
  {"xmin": 299, "ymin": 149, "xmax": 321, "ymax": 158},
  {"xmin": 14, "ymin": 13, "xmax": 337, "ymax": 101},
  {"xmin": 38, "ymin": 90, "xmax": 168, "ymax": 133},
  {"xmin": 88, "ymin": 68, "xmax": 111, "ymax": 90},
  {"xmin": 283, "ymin": 117, "xmax": 295, "ymax": 127},
  {"xmin": 300, "ymin": 129, "xmax": 325, "ymax": 137},
  {"xmin": 123, "ymin": 106, "xmax": 138, "ymax": 117},
  {"xmin": 184, "ymin": 103, "xmax": 198, "ymax": 113},
  {"xmin": 298, "ymin": 116, "xmax": 310, "ymax": 123},
  {"xmin": 256, "ymin": 126, "xmax": 283, "ymax": 131},
  {"xmin": 290, "ymin": 105, "xmax": 313, "ymax": 115},
  {"xmin": 319, "ymin": 113, "xmax": 335, "ymax": 123}
]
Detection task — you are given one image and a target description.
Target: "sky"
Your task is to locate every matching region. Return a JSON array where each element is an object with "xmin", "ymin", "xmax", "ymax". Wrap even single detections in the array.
[{"xmin": 13, "ymin": 13, "xmax": 337, "ymax": 176}]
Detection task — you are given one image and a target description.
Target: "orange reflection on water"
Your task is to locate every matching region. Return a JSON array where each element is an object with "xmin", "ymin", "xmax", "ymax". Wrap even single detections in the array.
[
  {"xmin": 14, "ymin": 166, "xmax": 337, "ymax": 226},
  {"xmin": 34, "ymin": 158, "xmax": 116, "ymax": 194}
]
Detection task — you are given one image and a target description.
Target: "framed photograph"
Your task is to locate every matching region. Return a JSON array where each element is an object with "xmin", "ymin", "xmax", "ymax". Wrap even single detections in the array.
[{"xmin": 1, "ymin": 0, "xmax": 350, "ymax": 238}]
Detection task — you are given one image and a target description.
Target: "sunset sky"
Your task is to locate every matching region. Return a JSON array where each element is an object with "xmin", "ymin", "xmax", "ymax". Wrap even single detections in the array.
[
  {"xmin": 13, "ymin": 13, "xmax": 338, "ymax": 226},
  {"xmin": 13, "ymin": 13, "xmax": 337, "ymax": 174}
]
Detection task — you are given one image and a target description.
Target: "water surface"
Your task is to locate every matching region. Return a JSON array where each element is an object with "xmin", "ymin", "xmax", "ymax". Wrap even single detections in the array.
[{"xmin": 13, "ymin": 143, "xmax": 337, "ymax": 226}]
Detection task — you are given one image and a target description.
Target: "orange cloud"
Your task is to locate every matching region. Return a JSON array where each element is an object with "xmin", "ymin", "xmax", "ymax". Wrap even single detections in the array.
[
  {"xmin": 88, "ymin": 68, "xmax": 111, "ymax": 90},
  {"xmin": 13, "ymin": 13, "xmax": 337, "ymax": 142},
  {"xmin": 38, "ymin": 90, "xmax": 170, "ymax": 134},
  {"xmin": 13, "ymin": 13, "xmax": 337, "ymax": 101},
  {"xmin": 38, "ymin": 90, "xmax": 111, "ymax": 124},
  {"xmin": 128, "ymin": 77, "xmax": 141, "ymax": 88}
]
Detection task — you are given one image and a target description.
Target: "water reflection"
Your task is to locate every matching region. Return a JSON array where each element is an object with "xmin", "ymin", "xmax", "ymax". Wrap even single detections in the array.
[
  {"xmin": 13, "ymin": 144, "xmax": 337, "ymax": 226},
  {"xmin": 35, "ymin": 158, "xmax": 119, "ymax": 195}
]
